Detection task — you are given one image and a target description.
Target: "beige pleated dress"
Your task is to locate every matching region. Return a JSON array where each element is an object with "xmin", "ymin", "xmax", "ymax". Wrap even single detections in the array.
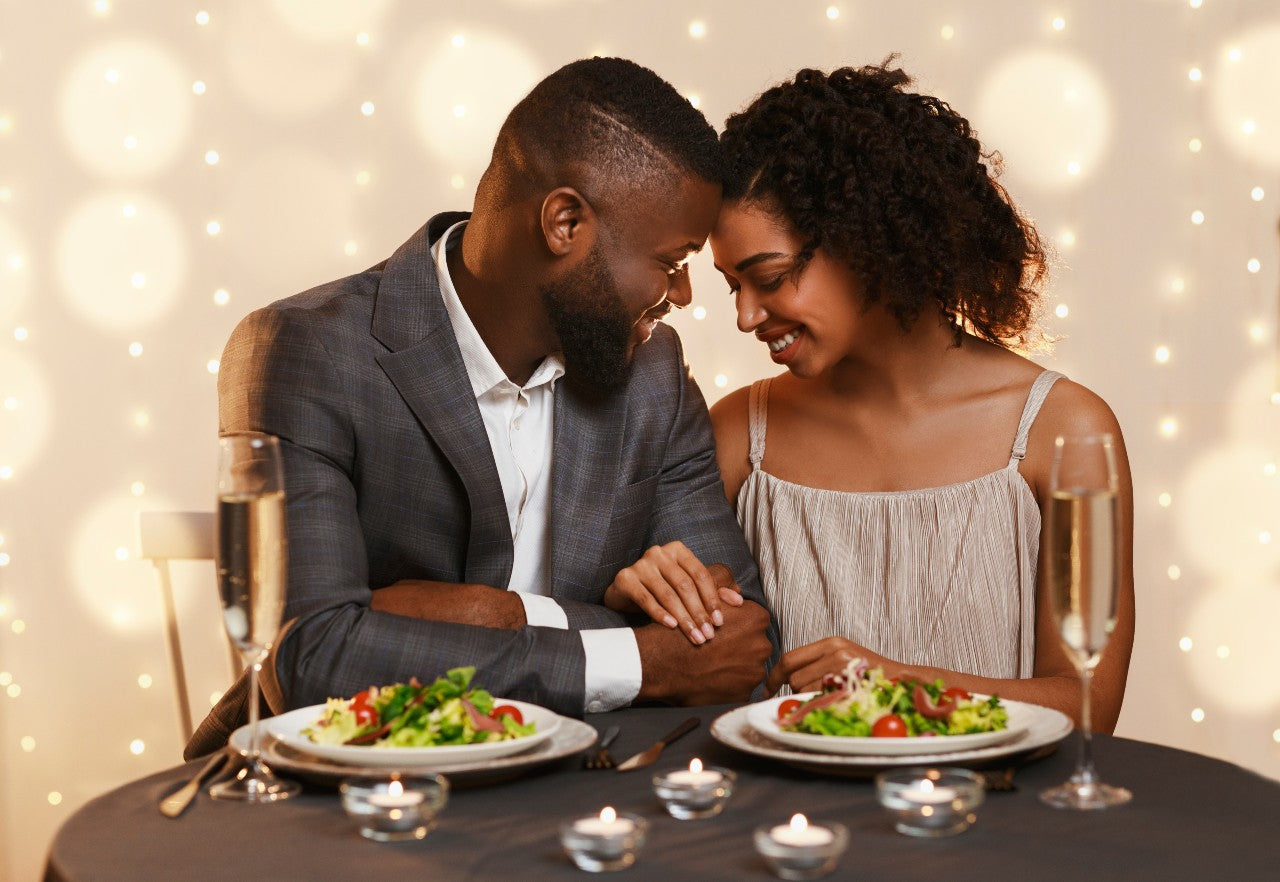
[{"xmin": 737, "ymin": 370, "xmax": 1063, "ymax": 680}]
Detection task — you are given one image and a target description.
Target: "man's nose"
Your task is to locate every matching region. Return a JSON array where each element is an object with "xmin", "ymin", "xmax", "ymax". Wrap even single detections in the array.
[{"xmin": 666, "ymin": 266, "xmax": 693, "ymax": 308}]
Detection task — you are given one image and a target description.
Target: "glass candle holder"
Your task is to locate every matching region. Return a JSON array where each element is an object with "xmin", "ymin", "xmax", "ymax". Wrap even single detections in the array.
[
  {"xmin": 560, "ymin": 806, "xmax": 649, "ymax": 872},
  {"xmin": 339, "ymin": 774, "xmax": 449, "ymax": 842},
  {"xmin": 875, "ymin": 767, "xmax": 984, "ymax": 837},
  {"xmin": 652, "ymin": 758, "xmax": 736, "ymax": 819},
  {"xmin": 753, "ymin": 814, "xmax": 849, "ymax": 881}
]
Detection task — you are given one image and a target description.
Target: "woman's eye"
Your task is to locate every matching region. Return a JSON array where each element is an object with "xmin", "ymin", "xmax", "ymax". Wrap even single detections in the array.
[{"xmin": 759, "ymin": 275, "xmax": 786, "ymax": 292}]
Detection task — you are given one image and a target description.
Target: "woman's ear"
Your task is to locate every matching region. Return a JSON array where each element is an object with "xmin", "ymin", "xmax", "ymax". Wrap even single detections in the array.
[{"xmin": 539, "ymin": 186, "xmax": 597, "ymax": 257}]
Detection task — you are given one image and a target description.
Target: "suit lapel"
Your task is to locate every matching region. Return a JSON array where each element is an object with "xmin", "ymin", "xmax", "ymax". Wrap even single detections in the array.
[
  {"xmin": 551, "ymin": 381, "xmax": 626, "ymax": 599},
  {"xmin": 372, "ymin": 215, "xmax": 513, "ymax": 589}
]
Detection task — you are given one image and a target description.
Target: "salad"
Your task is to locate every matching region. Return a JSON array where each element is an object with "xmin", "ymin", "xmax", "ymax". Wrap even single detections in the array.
[
  {"xmin": 776, "ymin": 658, "xmax": 1008, "ymax": 738},
  {"xmin": 303, "ymin": 666, "xmax": 536, "ymax": 748}
]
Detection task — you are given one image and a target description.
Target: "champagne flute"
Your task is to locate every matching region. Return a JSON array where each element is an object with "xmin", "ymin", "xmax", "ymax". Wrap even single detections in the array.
[
  {"xmin": 210, "ymin": 432, "xmax": 299, "ymax": 802},
  {"xmin": 1039, "ymin": 434, "xmax": 1131, "ymax": 809}
]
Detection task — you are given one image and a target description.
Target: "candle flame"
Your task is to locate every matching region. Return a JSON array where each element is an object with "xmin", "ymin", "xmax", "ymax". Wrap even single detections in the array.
[
  {"xmin": 387, "ymin": 779, "xmax": 404, "ymax": 797},
  {"xmin": 919, "ymin": 778, "xmax": 935, "ymax": 794},
  {"xmin": 789, "ymin": 813, "xmax": 808, "ymax": 832},
  {"xmin": 600, "ymin": 806, "xmax": 617, "ymax": 823},
  {"xmin": 689, "ymin": 757, "xmax": 703, "ymax": 773}
]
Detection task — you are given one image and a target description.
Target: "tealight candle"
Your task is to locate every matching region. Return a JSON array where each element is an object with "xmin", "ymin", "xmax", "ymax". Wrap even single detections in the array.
[
  {"xmin": 665, "ymin": 757, "xmax": 723, "ymax": 787},
  {"xmin": 900, "ymin": 778, "xmax": 958, "ymax": 805},
  {"xmin": 652, "ymin": 758, "xmax": 736, "ymax": 819},
  {"xmin": 367, "ymin": 779, "xmax": 425, "ymax": 809},
  {"xmin": 770, "ymin": 814, "xmax": 834, "ymax": 847},
  {"xmin": 572, "ymin": 806, "xmax": 637, "ymax": 837},
  {"xmin": 340, "ymin": 774, "xmax": 448, "ymax": 842},
  {"xmin": 875, "ymin": 768, "xmax": 984, "ymax": 838},
  {"xmin": 560, "ymin": 807, "xmax": 649, "ymax": 872},
  {"xmin": 753, "ymin": 814, "xmax": 848, "ymax": 880}
]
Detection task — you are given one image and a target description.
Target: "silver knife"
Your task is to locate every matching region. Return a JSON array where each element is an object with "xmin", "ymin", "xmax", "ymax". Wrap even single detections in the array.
[
  {"xmin": 615, "ymin": 716, "xmax": 700, "ymax": 771},
  {"xmin": 159, "ymin": 751, "xmax": 229, "ymax": 818}
]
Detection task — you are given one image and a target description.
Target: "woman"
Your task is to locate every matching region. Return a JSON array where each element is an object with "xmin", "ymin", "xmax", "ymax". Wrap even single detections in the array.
[
  {"xmin": 712, "ymin": 60, "xmax": 1134, "ymax": 732},
  {"xmin": 608, "ymin": 60, "xmax": 1134, "ymax": 732}
]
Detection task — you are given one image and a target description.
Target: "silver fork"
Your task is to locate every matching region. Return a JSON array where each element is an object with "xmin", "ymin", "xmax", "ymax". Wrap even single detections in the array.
[{"xmin": 583, "ymin": 725, "xmax": 621, "ymax": 770}]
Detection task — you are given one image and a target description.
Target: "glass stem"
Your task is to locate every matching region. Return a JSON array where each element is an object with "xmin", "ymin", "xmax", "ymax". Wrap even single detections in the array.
[
  {"xmin": 246, "ymin": 659, "xmax": 263, "ymax": 774},
  {"xmin": 1075, "ymin": 666, "xmax": 1097, "ymax": 787}
]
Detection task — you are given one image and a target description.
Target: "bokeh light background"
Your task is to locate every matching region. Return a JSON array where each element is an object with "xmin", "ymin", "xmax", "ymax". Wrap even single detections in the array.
[{"xmin": 2, "ymin": 0, "xmax": 1279, "ymax": 876}]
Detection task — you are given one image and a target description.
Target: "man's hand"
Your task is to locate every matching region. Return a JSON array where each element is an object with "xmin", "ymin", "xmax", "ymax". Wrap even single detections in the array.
[
  {"xmin": 370, "ymin": 580, "xmax": 526, "ymax": 630},
  {"xmin": 603, "ymin": 546, "xmax": 744, "ymax": 645},
  {"xmin": 635, "ymin": 598, "xmax": 770, "ymax": 705},
  {"xmin": 766, "ymin": 637, "xmax": 902, "ymax": 695}
]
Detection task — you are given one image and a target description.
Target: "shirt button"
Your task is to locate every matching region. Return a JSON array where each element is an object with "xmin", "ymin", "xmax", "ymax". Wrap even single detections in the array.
[{"xmin": 587, "ymin": 700, "xmax": 603, "ymax": 713}]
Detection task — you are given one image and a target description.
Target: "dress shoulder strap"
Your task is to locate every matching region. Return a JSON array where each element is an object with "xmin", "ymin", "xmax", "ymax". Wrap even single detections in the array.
[
  {"xmin": 1009, "ymin": 370, "xmax": 1066, "ymax": 466},
  {"xmin": 747, "ymin": 378, "xmax": 772, "ymax": 468}
]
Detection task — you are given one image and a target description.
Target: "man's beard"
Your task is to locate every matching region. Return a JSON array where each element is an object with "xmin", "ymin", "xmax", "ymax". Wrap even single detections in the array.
[{"xmin": 539, "ymin": 244, "xmax": 636, "ymax": 394}]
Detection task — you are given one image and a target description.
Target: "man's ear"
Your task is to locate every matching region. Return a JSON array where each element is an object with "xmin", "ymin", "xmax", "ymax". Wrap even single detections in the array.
[{"xmin": 539, "ymin": 187, "xmax": 597, "ymax": 257}]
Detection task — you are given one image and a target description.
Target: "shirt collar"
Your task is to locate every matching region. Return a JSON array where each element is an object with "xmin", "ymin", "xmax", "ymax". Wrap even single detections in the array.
[{"xmin": 433, "ymin": 220, "xmax": 565, "ymax": 399}]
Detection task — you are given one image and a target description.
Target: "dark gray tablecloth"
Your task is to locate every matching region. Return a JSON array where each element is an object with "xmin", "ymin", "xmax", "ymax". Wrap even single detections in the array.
[{"xmin": 44, "ymin": 704, "xmax": 1280, "ymax": 880}]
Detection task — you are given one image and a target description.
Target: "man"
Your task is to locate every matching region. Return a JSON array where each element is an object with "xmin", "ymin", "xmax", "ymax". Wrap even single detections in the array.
[{"xmin": 187, "ymin": 57, "xmax": 775, "ymax": 758}]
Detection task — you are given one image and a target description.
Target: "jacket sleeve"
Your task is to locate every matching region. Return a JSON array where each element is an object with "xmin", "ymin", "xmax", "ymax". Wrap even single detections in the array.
[{"xmin": 219, "ymin": 306, "xmax": 589, "ymax": 717}]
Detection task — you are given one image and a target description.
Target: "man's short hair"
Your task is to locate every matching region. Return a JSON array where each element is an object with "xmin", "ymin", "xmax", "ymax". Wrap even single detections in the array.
[{"xmin": 491, "ymin": 57, "xmax": 720, "ymax": 208}]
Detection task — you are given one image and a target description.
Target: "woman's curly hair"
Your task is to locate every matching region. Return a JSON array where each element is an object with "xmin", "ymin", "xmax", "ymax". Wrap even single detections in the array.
[{"xmin": 720, "ymin": 59, "xmax": 1045, "ymax": 347}]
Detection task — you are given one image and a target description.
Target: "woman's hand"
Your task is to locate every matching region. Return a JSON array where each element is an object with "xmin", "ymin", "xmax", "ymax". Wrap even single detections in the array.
[
  {"xmin": 767, "ymin": 637, "xmax": 901, "ymax": 695},
  {"xmin": 603, "ymin": 543, "xmax": 744, "ymax": 644}
]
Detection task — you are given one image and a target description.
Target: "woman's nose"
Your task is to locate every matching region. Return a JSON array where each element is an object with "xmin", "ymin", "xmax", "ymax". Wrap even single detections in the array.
[{"xmin": 736, "ymin": 291, "xmax": 767, "ymax": 333}]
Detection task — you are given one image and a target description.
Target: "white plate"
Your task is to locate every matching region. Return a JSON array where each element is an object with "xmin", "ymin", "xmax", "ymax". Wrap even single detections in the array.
[
  {"xmin": 264, "ymin": 699, "xmax": 560, "ymax": 768},
  {"xmin": 719, "ymin": 696, "xmax": 1070, "ymax": 771},
  {"xmin": 231, "ymin": 716, "xmax": 597, "ymax": 785},
  {"xmin": 746, "ymin": 692, "xmax": 1027, "ymax": 755}
]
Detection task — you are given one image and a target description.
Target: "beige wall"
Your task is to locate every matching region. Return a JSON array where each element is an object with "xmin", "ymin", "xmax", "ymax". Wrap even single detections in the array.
[{"xmin": 3, "ymin": 1, "xmax": 1279, "ymax": 878}]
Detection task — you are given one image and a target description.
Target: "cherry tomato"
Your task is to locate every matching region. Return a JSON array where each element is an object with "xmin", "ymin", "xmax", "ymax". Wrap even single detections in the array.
[
  {"xmin": 349, "ymin": 690, "xmax": 378, "ymax": 727},
  {"xmin": 352, "ymin": 702, "xmax": 378, "ymax": 727},
  {"xmin": 776, "ymin": 698, "xmax": 803, "ymax": 720},
  {"xmin": 943, "ymin": 686, "xmax": 971, "ymax": 702},
  {"xmin": 490, "ymin": 704, "xmax": 524, "ymax": 725},
  {"xmin": 872, "ymin": 714, "xmax": 908, "ymax": 737}
]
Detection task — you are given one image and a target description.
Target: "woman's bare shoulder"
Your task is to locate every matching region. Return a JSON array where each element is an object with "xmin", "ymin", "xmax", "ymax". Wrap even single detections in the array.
[
  {"xmin": 1035, "ymin": 375, "xmax": 1124, "ymax": 438},
  {"xmin": 1023, "ymin": 373, "xmax": 1129, "ymax": 496}
]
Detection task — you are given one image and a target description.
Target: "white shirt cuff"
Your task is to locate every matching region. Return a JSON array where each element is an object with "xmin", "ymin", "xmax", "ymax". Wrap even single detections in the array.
[
  {"xmin": 517, "ymin": 592, "xmax": 569, "ymax": 629},
  {"xmin": 580, "ymin": 628, "xmax": 642, "ymax": 713}
]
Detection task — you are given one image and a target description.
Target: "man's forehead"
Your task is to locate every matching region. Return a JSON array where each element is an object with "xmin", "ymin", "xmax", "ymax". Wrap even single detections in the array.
[{"xmin": 617, "ymin": 178, "xmax": 720, "ymax": 249}]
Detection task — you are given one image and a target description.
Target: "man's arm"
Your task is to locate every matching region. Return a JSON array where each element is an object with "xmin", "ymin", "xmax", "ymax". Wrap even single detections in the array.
[{"xmin": 223, "ymin": 305, "xmax": 591, "ymax": 715}]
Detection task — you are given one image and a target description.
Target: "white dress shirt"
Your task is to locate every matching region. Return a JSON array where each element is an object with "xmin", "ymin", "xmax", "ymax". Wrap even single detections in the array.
[{"xmin": 433, "ymin": 221, "xmax": 642, "ymax": 713}]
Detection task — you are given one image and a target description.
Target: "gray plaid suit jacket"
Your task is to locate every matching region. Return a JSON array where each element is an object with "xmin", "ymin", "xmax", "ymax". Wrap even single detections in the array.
[{"xmin": 186, "ymin": 213, "xmax": 773, "ymax": 758}]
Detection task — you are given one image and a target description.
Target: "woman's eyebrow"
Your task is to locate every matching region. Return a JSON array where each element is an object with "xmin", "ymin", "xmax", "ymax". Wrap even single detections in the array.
[{"xmin": 734, "ymin": 251, "xmax": 790, "ymax": 272}]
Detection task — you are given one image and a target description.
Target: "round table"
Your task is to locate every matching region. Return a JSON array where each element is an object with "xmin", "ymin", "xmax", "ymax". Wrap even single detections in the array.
[{"xmin": 44, "ymin": 704, "xmax": 1280, "ymax": 880}]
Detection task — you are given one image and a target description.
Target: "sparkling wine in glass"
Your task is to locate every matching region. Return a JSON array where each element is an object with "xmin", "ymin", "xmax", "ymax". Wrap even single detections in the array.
[
  {"xmin": 209, "ymin": 432, "xmax": 299, "ymax": 803},
  {"xmin": 1039, "ymin": 434, "xmax": 1131, "ymax": 809}
]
